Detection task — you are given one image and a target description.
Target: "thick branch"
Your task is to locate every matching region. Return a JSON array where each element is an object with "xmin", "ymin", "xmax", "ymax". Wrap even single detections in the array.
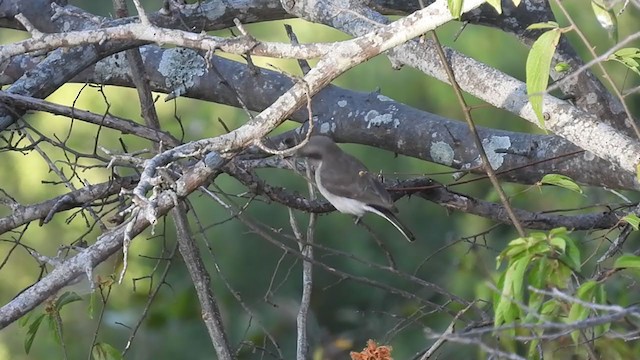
[
  {"xmin": 5, "ymin": 48, "xmax": 636, "ymax": 190},
  {"xmin": 286, "ymin": 0, "xmax": 640, "ymax": 175}
]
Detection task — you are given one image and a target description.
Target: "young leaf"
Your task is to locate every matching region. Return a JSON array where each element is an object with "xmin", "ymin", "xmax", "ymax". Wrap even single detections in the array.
[
  {"xmin": 563, "ymin": 236, "xmax": 582, "ymax": 271},
  {"xmin": 18, "ymin": 312, "xmax": 33, "ymax": 328},
  {"xmin": 554, "ymin": 62, "xmax": 570, "ymax": 72},
  {"xmin": 613, "ymin": 254, "xmax": 640, "ymax": 269},
  {"xmin": 591, "ymin": 0, "xmax": 617, "ymax": 41},
  {"xmin": 623, "ymin": 214, "xmax": 640, "ymax": 231},
  {"xmin": 24, "ymin": 314, "xmax": 45, "ymax": 354},
  {"xmin": 526, "ymin": 22, "xmax": 559, "ymax": 30},
  {"xmin": 594, "ymin": 285, "xmax": 610, "ymax": 337},
  {"xmin": 526, "ymin": 28, "xmax": 561, "ymax": 127},
  {"xmin": 540, "ymin": 174, "xmax": 583, "ymax": 194},
  {"xmin": 495, "ymin": 255, "xmax": 533, "ymax": 326},
  {"xmin": 92, "ymin": 342, "xmax": 123, "ymax": 360},
  {"xmin": 568, "ymin": 281, "xmax": 599, "ymax": 344},
  {"xmin": 55, "ymin": 291, "xmax": 82, "ymax": 310},
  {"xmin": 607, "ymin": 48, "xmax": 640, "ymax": 77},
  {"xmin": 486, "ymin": 0, "xmax": 502, "ymax": 14},
  {"xmin": 47, "ymin": 315, "xmax": 63, "ymax": 345},
  {"xmin": 448, "ymin": 0, "xmax": 463, "ymax": 19}
]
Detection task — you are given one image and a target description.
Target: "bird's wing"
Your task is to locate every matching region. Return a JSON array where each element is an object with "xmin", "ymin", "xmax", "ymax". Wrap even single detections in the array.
[{"xmin": 318, "ymin": 152, "xmax": 397, "ymax": 211}]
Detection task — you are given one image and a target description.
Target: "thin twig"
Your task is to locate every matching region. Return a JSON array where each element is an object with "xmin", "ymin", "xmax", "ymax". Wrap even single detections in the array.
[{"xmin": 430, "ymin": 31, "xmax": 526, "ymax": 237}]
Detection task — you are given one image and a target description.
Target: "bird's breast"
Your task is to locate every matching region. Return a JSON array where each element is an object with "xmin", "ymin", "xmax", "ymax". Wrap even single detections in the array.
[{"xmin": 315, "ymin": 162, "xmax": 367, "ymax": 217}]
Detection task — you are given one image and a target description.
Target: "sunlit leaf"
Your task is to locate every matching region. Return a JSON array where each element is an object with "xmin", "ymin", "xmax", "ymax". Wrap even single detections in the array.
[
  {"xmin": 526, "ymin": 21, "xmax": 559, "ymax": 30},
  {"xmin": 448, "ymin": 0, "xmax": 462, "ymax": 19},
  {"xmin": 591, "ymin": 0, "xmax": 617, "ymax": 41},
  {"xmin": 607, "ymin": 48, "xmax": 640, "ymax": 77},
  {"xmin": 540, "ymin": 174, "xmax": 583, "ymax": 193},
  {"xmin": 497, "ymin": 238, "xmax": 527, "ymax": 268},
  {"xmin": 92, "ymin": 342, "xmax": 123, "ymax": 360},
  {"xmin": 486, "ymin": 0, "xmax": 502, "ymax": 14},
  {"xmin": 549, "ymin": 236, "xmax": 566, "ymax": 252},
  {"xmin": 495, "ymin": 255, "xmax": 532, "ymax": 326},
  {"xmin": 623, "ymin": 214, "xmax": 640, "ymax": 231},
  {"xmin": 526, "ymin": 28, "xmax": 561, "ymax": 127},
  {"xmin": 555, "ymin": 62, "xmax": 570, "ymax": 72},
  {"xmin": 613, "ymin": 254, "xmax": 640, "ymax": 269}
]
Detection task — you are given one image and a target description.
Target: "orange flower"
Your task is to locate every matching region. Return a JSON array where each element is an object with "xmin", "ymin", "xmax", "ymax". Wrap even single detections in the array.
[{"xmin": 350, "ymin": 339, "xmax": 393, "ymax": 360}]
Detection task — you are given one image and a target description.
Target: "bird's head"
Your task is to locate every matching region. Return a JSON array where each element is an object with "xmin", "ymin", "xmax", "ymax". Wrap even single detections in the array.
[{"xmin": 296, "ymin": 135, "xmax": 339, "ymax": 162}]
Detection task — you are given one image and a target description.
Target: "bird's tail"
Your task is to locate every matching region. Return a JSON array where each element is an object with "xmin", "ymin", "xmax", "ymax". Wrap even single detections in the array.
[{"xmin": 366, "ymin": 206, "xmax": 416, "ymax": 242}]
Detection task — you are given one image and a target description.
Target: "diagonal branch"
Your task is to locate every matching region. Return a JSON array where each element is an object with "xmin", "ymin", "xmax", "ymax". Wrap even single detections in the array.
[{"xmin": 287, "ymin": 0, "xmax": 640, "ymax": 175}]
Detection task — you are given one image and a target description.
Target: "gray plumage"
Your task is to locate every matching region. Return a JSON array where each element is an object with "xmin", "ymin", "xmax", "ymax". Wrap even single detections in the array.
[{"xmin": 297, "ymin": 135, "xmax": 415, "ymax": 242}]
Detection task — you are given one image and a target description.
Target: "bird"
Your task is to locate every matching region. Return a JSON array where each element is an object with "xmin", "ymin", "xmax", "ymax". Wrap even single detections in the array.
[{"xmin": 296, "ymin": 135, "xmax": 415, "ymax": 242}]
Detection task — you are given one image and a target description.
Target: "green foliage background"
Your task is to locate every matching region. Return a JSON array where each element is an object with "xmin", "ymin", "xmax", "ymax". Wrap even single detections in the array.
[{"xmin": 0, "ymin": 1, "xmax": 639, "ymax": 359}]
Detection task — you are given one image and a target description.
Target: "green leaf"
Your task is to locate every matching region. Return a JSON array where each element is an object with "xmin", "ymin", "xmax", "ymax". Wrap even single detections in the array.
[
  {"xmin": 525, "ymin": 260, "xmax": 547, "ymax": 323},
  {"xmin": 526, "ymin": 28, "xmax": 562, "ymax": 127},
  {"xmin": 564, "ymin": 236, "xmax": 582, "ymax": 271},
  {"xmin": 24, "ymin": 313, "xmax": 45, "ymax": 354},
  {"xmin": 540, "ymin": 174, "xmax": 583, "ymax": 194},
  {"xmin": 447, "ymin": 0, "xmax": 462, "ymax": 19},
  {"xmin": 18, "ymin": 312, "xmax": 33, "ymax": 328},
  {"xmin": 613, "ymin": 254, "xmax": 640, "ymax": 269},
  {"xmin": 549, "ymin": 236, "xmax": 566, "ymax": 252},
  {"xmin": 526, "ymin": 21, "xmax": 559, "ymax": 30},
  {"xmin": 554, "ymin": 62, "xmax": 570, "ymax": 72},
  {"xmin": 486, "ymin": 0, "xmax": 502, "ymax": 14},
  {"xmin": 594, "ymin": 285, "xmax": 610, "ymax": 337},
  {"xmin": 548, "ymin": 260, "xmax": 572, "ymax": 288},
  {"xmin": 591, "ymin": 0, "xmax": 617, "ymax": 41},
  {"xmin": 549, "ymin": 227, "xmax": 568, "ymax": 238},
  {"xmin": 541, "ymin": 299, "xmax": 561, "ymax": 317},
  {"xmin": 47, "ymin": 315, "xmax": 62, "ymax": 345},
  {"xmin": 511, "ymin": 0, "xmax": 521, "ymax": 6},
  {"xmin": 495, "ymin": 255, "xmax": 533, "ymax": 326},
  {"xmin": 509, "ymin": 256, "xmax": 531, "ymax": 304},
  {"xmin": 607, "ymin": 48, "xmax": 640, "ymax": 77},
  {"xmin": 528, "ymin": 257, "xmax": 549, "ymax": 289},
  {"xmin": 623, "ymin": 214, "xmax": 640, "ymax": 231},
  {"xmin": 568, "ymin": 281, "xmax": 599, "ymax": 344},
  {"xmin": 55, "ymin": 291, "xmax": 82, "ymax": 310},
  {"xmin": 92, "ymin": 342, "xmax": 123, "ymax": 360},
  {"xmin": 496, "ymin": 238, "xmax": 527, "ymax": 268}
]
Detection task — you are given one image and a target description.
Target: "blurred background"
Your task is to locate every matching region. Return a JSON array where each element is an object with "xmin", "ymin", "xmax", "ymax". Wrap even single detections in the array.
[{"xmin": 0, "ymin": 0, "xmax": 639, "ymax": 359}]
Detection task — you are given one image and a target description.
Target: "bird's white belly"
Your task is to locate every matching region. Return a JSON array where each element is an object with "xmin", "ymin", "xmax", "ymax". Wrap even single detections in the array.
[{"xmin": 315, "ymin": 162, "xmax": 366, "ymax": 217}]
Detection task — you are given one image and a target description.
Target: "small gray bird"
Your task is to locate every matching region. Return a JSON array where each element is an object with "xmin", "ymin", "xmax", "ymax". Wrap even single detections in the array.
[{"xmin": 296, "ymin": 135, "xmax": 415, "ymax": 242}]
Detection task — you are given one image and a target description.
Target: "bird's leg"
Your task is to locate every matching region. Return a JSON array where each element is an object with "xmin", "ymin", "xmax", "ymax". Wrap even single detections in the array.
[{"xmin": 353, "ymin": 216, "xmax": 362, "ymax": 225}]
